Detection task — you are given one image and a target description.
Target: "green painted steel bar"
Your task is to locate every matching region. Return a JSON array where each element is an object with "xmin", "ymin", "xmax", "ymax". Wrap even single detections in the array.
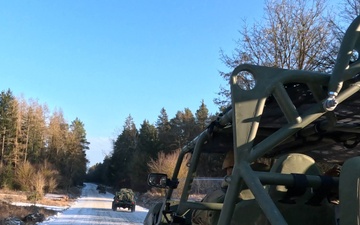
[
  {"xmin": 226, "ymin": 64, "xmax": 290, "ymax": 224},
  {"xmin": 231, "ymin": 75, "xmax": 267, "ymax": 160},
  {"xmin": 273, "ymin": 82, "xmax": 301, "ymax": 124},
  {"xmin": 240, "ymin": 162, "xmax": 288, "ymax": 225},
  {"xmin": 167, "ymin": 129, "xmax": 205, "ymax": 201},
  {"xmin": 182, "ymin": 201, "xmax": 224, "ymax": 211},
  {"xmin": 217, "ymin": 161, "xmax": 252, "ymax": 225},
  {"xmin": 156, "ymin": 149, "xmax": 188, "ymax": 225},
  {"xmin": 343, "ymin": 63, "xmax": 360, "ymax": 80},
  {"xmin": 329, "ymin": 15, "xmax": 360, "ymax": 94},
  {"xmin": 334, "ymin": 81, "xmax": 360, "ymax": 102},
  {"xmin": 177, "ymin": 130, "xmax": 209, "ymax": 215},
  {"xmin": 165, "ymin": 149, "xmax": 186, "ymax": 200},
  {"xmin": 218, "ymin": 108, "xmax": 233, "ymax": 126},
  {"xmin": 250, "ymin": 81, "xmax": 360, "ymax": 162},
  {"xmin": 249, "ymin": 104, "xmax": 325, "ymax": 162},
  {"xmin": 255, "ymin": 171, "xmax": 339, "ymax": 188},
  {"xmin": 163, "ymin": 138, "xmax": 200, "ymax": 203}
]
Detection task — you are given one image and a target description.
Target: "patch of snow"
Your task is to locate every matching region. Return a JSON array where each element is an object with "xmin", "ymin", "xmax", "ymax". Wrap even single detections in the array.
[{"xmin": 11, "ymin": 202, "xmax": 69, "ymax": 211}]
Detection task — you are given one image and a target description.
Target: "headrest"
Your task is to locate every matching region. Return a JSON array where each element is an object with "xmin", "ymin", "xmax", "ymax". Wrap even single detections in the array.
[{"xmin": 269, "ymin": 153, "xmax": 321, "ymax": 194}]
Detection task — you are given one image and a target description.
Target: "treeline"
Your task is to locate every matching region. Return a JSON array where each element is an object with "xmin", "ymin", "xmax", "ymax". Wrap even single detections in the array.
[
  {"xmin": 86, "ymin": 101, "xmax": 222, "ymax": 192},
  {"xmin": 0, "ymin": 89, "xmax": 89, "ymax": 195}
]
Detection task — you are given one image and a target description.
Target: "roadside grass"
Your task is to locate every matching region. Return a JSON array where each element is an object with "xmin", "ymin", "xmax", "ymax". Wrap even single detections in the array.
[
  {"xmin": 0, "ymin": 201, "xmax": 56, "ymax": 225},
  {"xmin": 0, "ymin": 187, "xmax": 81, "ymax": 225}
]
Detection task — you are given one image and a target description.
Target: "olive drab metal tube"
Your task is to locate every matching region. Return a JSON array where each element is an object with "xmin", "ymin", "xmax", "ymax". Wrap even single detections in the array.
[
  {"xmin": 328, "ymin": 15, "xmax": 360, "ymax": 95},
  {"xmin": 177, "ymin": 131, "xmax": 209, "ymax": 216}
]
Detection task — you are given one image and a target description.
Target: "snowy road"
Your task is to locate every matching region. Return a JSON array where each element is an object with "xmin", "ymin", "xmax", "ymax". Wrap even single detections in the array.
[{"xmin": 39, "ymin": 183, "xmax": 148, "ymax": 225}]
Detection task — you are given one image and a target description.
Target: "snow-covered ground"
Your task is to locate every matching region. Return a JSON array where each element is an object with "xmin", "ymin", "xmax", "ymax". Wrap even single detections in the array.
[{"xmin": 37, "ymin": 183, "xmax": 148, "ymax": 225}]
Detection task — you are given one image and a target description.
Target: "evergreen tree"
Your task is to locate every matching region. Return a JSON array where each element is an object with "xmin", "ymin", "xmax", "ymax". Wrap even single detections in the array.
[
  {"xmin": 109, "ymin": 115, "xmax": 138, "ymax": 189},
  {"xmin": 182, "ymin": 108, "xmax": 197, "ymax": 143},
  {"xmin": 156, "ymin": 108, "xmax": 172, "ymax": 153},
  {"xmin": 169, "ymin": 111, "xmax": 186, "ymax": 150},
  {"xmin": 65, "ymin": 118, "xmax": 89, "ymax": 186},
  {"xmin": 0, "ymin": 89, "xmax": 17, "ymax": 169},
  {"xmin": 101, "ymin": 155, "xmax": 112, "ymax": 185},
  {"xmin": 137, "ymin": 120, "xmax": 160, "ymax": 159},
  {"xmin": 168, "ymin": 108, "xmax": 197, "ymax": 150},
  {"xmin": 195, "ymin": 100, "xmax": 209, "ymax": 131},
  {"xmin": 0, "ymin": 89, "xmax": 89, "ymax": 190},
  {"xmin": 130, "ymin": 120, "xmax": 160, "ymax": 192}
]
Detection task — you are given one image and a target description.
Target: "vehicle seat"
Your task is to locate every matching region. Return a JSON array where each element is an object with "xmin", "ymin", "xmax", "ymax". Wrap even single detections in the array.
[
  {"xmin": 267, "ymin": 153, "xmax": 321, "ymax": 202},
  {"xmin": 268, "ymin": 153, "xmax": 336, "ymax": 225},
  {"xmin": 230, "ymin": 153, "xmax": 336, "ymax": 225}
]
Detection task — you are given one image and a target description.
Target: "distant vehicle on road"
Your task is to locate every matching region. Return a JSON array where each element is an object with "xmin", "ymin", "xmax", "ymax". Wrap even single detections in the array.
[{"xmin": 112, "ymin": 188, "xmax": 136, "ymax": 212}]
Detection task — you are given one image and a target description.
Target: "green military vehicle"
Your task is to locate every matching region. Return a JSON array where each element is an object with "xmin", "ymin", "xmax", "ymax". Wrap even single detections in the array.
[
  {"xmin": 144, "ymin": 15, "xmax": 360, "ymax": 225},
  {"xmin": 112, "ymin": 188, "xmax": 136, "ymax": 212}
]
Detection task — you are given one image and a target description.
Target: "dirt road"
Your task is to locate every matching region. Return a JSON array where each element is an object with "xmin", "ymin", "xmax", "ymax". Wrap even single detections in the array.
[{"xmin": 38, "ymin": 183, "xmax": 148, "ymax": 225}]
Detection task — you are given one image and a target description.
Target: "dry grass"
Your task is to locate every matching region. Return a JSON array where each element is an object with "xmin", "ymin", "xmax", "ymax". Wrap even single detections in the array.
[
  {"xmin": 0, "ymin": 190, "xmax": 74, "ymax": 207},
  {"xmin": 136, "ymin": 191, "xmax": 166, "ymax": 209}
]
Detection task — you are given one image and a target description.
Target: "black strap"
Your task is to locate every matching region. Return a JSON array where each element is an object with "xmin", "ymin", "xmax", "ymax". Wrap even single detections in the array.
[{"xmin": 279, "ymin": 173, "xmax": 308, "ymax": 204}]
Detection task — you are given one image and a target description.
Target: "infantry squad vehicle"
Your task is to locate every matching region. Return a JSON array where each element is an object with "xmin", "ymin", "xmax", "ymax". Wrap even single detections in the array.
[
  {"xmin": 144, "ymin": 15, "xmax": 360, "ymax": 225},
  {"xmin": 112, "ymin": 188, "xmax": 136, "ymax": 212}
]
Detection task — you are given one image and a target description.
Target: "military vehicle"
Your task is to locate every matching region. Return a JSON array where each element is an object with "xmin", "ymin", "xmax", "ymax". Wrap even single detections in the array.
[
  {"xmin": 112, "ymin": 188, "xmax": 136, "ymax": 212},
  {"xmin": 144, "ymin": 15, "xmax": 360, "ymax": 225}
]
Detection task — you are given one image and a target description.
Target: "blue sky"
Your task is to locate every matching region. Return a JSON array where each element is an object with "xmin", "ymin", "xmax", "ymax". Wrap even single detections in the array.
[{"xmin": 0, "ymin": 1, "xmax": 267, "ymax": 166}]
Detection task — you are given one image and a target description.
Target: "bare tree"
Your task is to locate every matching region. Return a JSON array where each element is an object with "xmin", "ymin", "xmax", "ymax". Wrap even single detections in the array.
[
  {"xmin": 339, "ymin": 0, "xmax": 360, "ymax": 22},
  {"xmin": 215, "ymin": 0, "xmax": 338, "ymax": 107}
]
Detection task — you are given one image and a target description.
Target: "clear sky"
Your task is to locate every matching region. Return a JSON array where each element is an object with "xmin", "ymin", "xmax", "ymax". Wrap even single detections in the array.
[{"xmin": 0, "ymin": 1, "xmax": 266, "ymax": 167}]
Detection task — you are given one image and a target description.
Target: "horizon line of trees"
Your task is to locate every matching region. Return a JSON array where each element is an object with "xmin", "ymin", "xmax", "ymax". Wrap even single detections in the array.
[{"xmin": 86, "ymin": 100, "xmax": 221, "ymax": 192}]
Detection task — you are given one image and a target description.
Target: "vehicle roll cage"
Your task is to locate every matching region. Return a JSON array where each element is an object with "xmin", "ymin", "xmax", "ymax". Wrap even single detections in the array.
[{"xmin": 161, "ymin": 15, "xmax": 360, "ymax": 225}]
